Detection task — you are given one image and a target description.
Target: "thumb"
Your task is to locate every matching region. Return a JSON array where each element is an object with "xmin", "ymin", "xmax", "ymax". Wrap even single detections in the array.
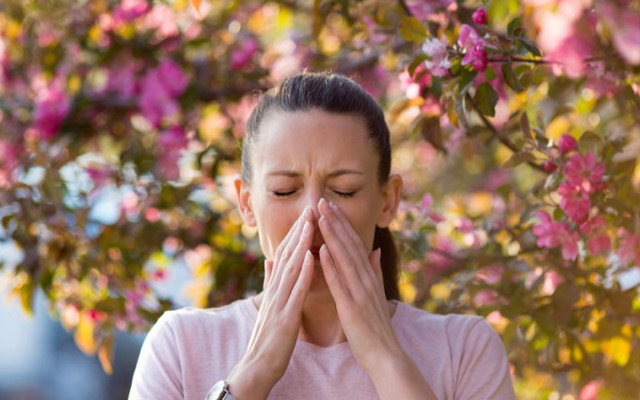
[
  {"xmin": 263, "ymin": 259, "xmax": 274, "ymax": 289},
  {"xmin": 369, "ymin": 248, "xmax": 383, "ymax": 284}
]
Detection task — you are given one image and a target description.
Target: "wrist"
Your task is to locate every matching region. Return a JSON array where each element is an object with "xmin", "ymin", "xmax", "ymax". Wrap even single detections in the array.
[{"xmin": 226, "ymin": 358, "xmax": 276, "ymax": 400}]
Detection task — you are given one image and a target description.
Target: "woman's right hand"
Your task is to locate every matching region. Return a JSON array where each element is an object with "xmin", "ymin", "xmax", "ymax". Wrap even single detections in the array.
[{"xmin": 225, "ymin": 206, "xmax": 316, "ymax": 400}]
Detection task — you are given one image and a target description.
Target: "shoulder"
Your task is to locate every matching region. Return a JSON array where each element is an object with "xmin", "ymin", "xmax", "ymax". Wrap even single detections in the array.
[
  {"xmin": 394, "ymin": 300, "xmax": 487, "ymax": 338},
  {"xmin": 159, "ymin": 296, "xmax": 255, "ymax": 338}
]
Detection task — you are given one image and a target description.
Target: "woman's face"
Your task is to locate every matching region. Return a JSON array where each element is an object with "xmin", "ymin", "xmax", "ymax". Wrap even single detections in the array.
[{"xmin": 235, "ymin": 108, "xmax": 402, "ymax": 288}]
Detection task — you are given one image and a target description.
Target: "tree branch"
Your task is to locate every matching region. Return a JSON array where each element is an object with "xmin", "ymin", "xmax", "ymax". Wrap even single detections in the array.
[{"xmin": 466, "ymin": 93, "xmax": 546, "ymax": 173}]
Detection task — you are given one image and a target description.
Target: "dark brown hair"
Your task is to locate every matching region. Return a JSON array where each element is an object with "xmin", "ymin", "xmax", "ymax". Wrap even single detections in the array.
[{"xmin": 241, "ymin": 70, "xmax": 400, "ymax": 300}]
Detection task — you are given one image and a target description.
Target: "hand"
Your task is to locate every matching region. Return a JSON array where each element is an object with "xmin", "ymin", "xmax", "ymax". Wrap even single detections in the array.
[
  {"xmin": 316, "ymin": 198, "xmax": 404, "ymax": 372},
  {"xmin": 226, "ymin": 207, "xmax": 316, "ymax": 400}
]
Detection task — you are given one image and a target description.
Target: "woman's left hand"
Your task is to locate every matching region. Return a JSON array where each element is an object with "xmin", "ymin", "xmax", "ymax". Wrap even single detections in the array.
[{"xmin": 316, "ymin": 197, "xmax": 405, "ymax": 372}]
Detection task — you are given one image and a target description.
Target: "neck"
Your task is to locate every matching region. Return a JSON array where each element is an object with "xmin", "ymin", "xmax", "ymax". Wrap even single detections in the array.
[{"xmin": 251, "ymin": 288, "xmax": 347, "ymax": 347}]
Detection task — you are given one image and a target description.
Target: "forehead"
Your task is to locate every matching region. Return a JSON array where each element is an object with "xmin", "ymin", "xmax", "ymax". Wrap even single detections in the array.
[{"xmin": 252, "ymin": 108, "xmax": 378, "ymax": 176}]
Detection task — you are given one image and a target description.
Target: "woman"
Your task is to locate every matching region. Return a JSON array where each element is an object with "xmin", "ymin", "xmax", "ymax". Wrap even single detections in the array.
[{"xmin": 129, "ymin": 71, "xmax": 517, "ymax": 400}]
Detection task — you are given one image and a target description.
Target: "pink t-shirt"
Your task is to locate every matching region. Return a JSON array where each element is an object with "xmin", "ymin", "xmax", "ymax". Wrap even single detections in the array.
[{"xmin": 129, "ymin": 296, "xmax": 516, "ymax": 400}]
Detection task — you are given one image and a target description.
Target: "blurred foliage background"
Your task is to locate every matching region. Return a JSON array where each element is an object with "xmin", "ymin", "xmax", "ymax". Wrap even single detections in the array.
[{"xmin": 1, "ymin": 0, "xmax": 640, "ymax": 398}]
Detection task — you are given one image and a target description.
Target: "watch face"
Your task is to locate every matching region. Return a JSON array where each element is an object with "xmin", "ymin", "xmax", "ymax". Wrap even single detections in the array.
[{"xmin": 206, "ymin": 380, "xmax": 227, "ymax": 400}]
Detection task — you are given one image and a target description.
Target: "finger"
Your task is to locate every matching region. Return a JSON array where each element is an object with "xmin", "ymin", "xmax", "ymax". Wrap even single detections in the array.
[
  {"xmin": 263, "ymin": 259, "xmax": 274, "ymax": 289},
  {"xmin": 328, "ymin": 201, "xmax": 371, "ymax": 270},
  {"xmin": 369, "ymin": 248, "xmax": 383, "ymax": 286},
  {"xmin": 275, "ymin": 218, "xmax": 314, "ymax": 308},
  {"xmin": 284, "ymin": 250, "xmax": 315, "ymax": 314},
  {"xmin": 318, "ymin": 200, "xmax": 370, "ymax": 288},
  {"xmin": 318, "ymin": 244, "xmax": 351, "ymax": 304},
  {"xmin": 271, "ymin": 208, "xmax": 311, "ymax": 291},
  {"xmin": 318, "ymin": 213, "xmax": 364, "ymax": 294}
]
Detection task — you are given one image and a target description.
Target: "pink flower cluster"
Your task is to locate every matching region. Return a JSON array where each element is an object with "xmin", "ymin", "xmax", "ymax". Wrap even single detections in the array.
[
  {"xmin": 405, "ymin": 0, "xmax": 454, "ymax": 20},
  {"xmin": 458, "ymin": 24, "xmax": 488, "ymax": 72},
  {"xmin": 532, "ymin": 211, "xmax": 580, "ymax": 260},
  {"xmin": 138, "ymin": 58, "xmax": 188, "ymax": 127},
  {"xmin": 618, "ymin": 228, "xmax": 640, "ymax": 266},
  {"xmin": 157, "ymin": 126, "xmax": 188, "ymax": 179},
  {"xmin": 558, "ymin": 151, "xmax": 605, "ymax": 224},
  {"xmin": 422, "ymin": 38, "xmax": 451, "ymax": 77},
  {"xmin": 31, "ymin": 81, "xmax": 71, "ymax": 140},
  {"xmin": 230, "ymin": 37, "xmax": 259, "ymax": 71}
]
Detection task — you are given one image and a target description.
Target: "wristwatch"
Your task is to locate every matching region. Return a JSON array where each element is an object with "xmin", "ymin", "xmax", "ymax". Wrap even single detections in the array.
[{"xmin": 204, "ymin": 380, "xmax": 238, "ymax": 400}]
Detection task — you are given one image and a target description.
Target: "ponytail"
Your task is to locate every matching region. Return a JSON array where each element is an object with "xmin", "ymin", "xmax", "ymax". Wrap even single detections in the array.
[{"xmin": 373, "ymin": 226, "xmax": 400, "ymax": 300}]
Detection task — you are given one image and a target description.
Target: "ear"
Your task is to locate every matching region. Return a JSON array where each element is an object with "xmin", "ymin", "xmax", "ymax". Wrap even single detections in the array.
[
  {"xmin": 234, "ymin": 176, "xmax": 257, "ymax": 227},
  {"xmin": 376, "ymin": 173, "xmax": 403, "ymax": 228}
]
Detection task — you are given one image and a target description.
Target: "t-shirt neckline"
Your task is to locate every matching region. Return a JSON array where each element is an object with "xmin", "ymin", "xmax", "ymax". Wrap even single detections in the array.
[{"xmin": 240, "ymin": 295, "xmax": 406, "ymax": 356}]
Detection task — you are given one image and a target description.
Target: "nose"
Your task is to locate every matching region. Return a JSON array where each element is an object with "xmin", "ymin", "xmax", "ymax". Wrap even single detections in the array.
[{"xmin": 302, "ymin": 190, "xmax": 323, "ymax": 223}]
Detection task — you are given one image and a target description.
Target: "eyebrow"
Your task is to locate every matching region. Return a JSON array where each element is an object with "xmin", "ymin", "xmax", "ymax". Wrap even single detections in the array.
[{"xmin": 266, "ymin": 169, "xmax": 364, "ymax": 178}]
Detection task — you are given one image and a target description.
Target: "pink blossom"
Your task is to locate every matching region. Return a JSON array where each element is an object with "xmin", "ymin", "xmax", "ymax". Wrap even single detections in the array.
[
  {"xmin": 113, "ymin": 0, "xmax": 149, "ymax": 23},
  {"xmin": 476, "ymin": 265, "xmax": 504, "ymax": 285},
  {"xmin": 86, "ymin": 165, "xmax": 113, "ymax": 190},
  {"xmin": 558, "ymin": 133, "xmax": 577, "ymax": 153},
  {"xmin": 458, "ymin": 24, "xmax": 488, "ymax": 72},
  {"xmin": 596, "ymin": 1, "xmax": 640, "ymax": 65},
  {"xmin": 473, "ymin": 290, "xmax": 498, "ymax": 306},
  {"xmin": 362, "ymin": 16, "xmax": 388, "ymax": 45},
  {"xmin": 400, "ymin": 63, "xmax": 432, "ymax": 99},
  {"xmin": 156, "ymin": 58, "xmax": 188, "ymax": 96},
  {"xmin": 427, "ymin": 235, "xmax": 457, "ymax": 271},
  {"xmin": 138, "ymin": 60, "xmax": 187, "ymax": 127},
  {"xmin": 579, "ymin": 379, "xmax": 603, "ymax": 400},
  {"xmin": 618, "ymin": 229, "xmax": 640, "ymax": 266},
  {"xmin": 530, "ymin": 0, "xmax": 592, "ymax": 77},
  {"xmin": 422, "ymin": 38, "xmax": 451, "ymax": 77},
  {"xmin": 585, "ymin": 61, "xmax": 618, "ymax": 97},
  {"xmin": 102, "ymin": 59, "xmax": 140, "ymax": 100},
  {"xmin": 405, "ymin": 0, "xmax": 454, "ymax": 20},
  {"xmin": 0, "ymin": 140, "xmax": 21, "ymax": 186},
  {"xmin": 144, "ymin": 4, "xmax": 179, "ymax": 40},
  {"xmin": 532, "ymin": 211, "xmax": 580, "ymax": 260},
  {"xmin": 230, "ymin": 37, "xmax": 259, "ymax": 71},
  {"xmin": 32, "ymin": 83, "xmax": 70, "ymax": 140},
  {"xmin": 419, "ymin": 193, "xmax": 445, "ymax": 223},
  {"xmin": 580, "ymin": 216, "xmax": 611, "ymax": 255},
  {"xmin": 157, "ymin": 126, "xmax": 188, "ymax": 179},
  {"xmin": 557, "ymin": 182, "xmax": 590, "ymax": 224},
  {"xmin": 543, "ymin": 160, "xmax": 557, "ymax": 173},
  {"xmin": 226, "ymin": 94, "xmax": 258, "ymax": 139},
  {"xmin": 357, "ymin": 65, "xmax": 393, "ymax": 99},
  {"xmin": 541, "ymin": 270, "xmax": 562, "ymax": 295},
  {"xmin": 472, "ymin": 8, "xmax": 488, "ymax": 25},
  {"xmin": 563, "ymin": 151, "xmax": 605, "ymax": 193}
]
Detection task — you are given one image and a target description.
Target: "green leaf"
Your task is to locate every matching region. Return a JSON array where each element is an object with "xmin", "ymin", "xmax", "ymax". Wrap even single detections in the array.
[
  {"xmin": 474, "ymin": 82, "xmax": 499, "ymax": 117},
  {"xmin": 507, "ymin": 17, "xmax": 521, "ymax": 36},
  {"xmin": 518, "ymin": 37, "xmax": 542, "ymax": 57},
  {"xmin": 502, "ymin": 151, "xmax": 535, "ymax": 168},
  {"xmin": 501, "ymin": 61, "xmax": 524, "ymax": 92},
  {"xmin": 408, "ymin": 54, "xmax": 429, "ymax": 76},
  {"xmin": 399, "ymin": 16, "xmax": 429, "ymax": 44},
  {"xmin": 579, "ymin": 131, "xmax": 602, "ymax": 153},
  {"xmin": 458, "ymin": 68, "xmax": 478, "ymax": 95},
  {"xmin": 420, "ymin": 116, "xmax": 446, "ymax": 153},
  {"xmin": 520, "ymin": 112, "xmax": 532, "ymax": 140},
  {"xmin": 484, "ymin": 66, "xmax": 496, "ymax": 81}
]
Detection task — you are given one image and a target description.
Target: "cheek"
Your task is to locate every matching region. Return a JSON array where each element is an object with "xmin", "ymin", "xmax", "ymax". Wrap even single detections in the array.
[
  {"xmin": 256, "ymin": 204, "xmax": 297, "ymax": 259},
  {"xmin": 338, "ymin": 202, "xmax": 379, "ymax": 248}
]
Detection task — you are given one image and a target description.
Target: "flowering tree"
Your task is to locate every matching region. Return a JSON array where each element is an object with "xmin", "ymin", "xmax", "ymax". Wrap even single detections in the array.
[{"xmin": 1, "ymin": 0, "xmax": 639, "ymax": 397}]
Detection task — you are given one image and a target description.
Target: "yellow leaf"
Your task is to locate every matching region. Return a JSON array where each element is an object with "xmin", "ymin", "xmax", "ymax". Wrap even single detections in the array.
[
  {"xmin": 74, "ymin": 313, "xmax": 97, "ymax": 355},
  {"xmin": 601, "ymin": 336, "xmax": 631, "ymax": 367},
  {"xmin": 98, "ymin": 334, "xmax": 115, "ymax": 375},
  {"xmin": 190, "ymin": 0, "xmax": 201, "ymax": 12}
]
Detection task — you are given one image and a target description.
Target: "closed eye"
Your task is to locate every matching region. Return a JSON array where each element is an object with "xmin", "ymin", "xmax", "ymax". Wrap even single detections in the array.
[{"xmin": 273, "ymin": 190, "xmax": 356, "ymax": 198}]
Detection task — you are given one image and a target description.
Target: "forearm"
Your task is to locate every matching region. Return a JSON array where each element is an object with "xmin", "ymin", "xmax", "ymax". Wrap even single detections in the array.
[
  {"xmin": 366, "ymin": 348, "xmax": 438, "ymax": 400},
  {"xmin": 226, "ymin": 358, "xmax": 276, "ymax": 400}
]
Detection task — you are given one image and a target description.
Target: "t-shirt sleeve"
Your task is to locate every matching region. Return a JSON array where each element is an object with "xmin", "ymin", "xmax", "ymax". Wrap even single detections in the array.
[
  {"xmin": 453, "ymin": 317, "xmax": 516, "ymax": 400},
  {"xmin": 129, "ymin": 311, "xmax": 183, "ymax": 400}
]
